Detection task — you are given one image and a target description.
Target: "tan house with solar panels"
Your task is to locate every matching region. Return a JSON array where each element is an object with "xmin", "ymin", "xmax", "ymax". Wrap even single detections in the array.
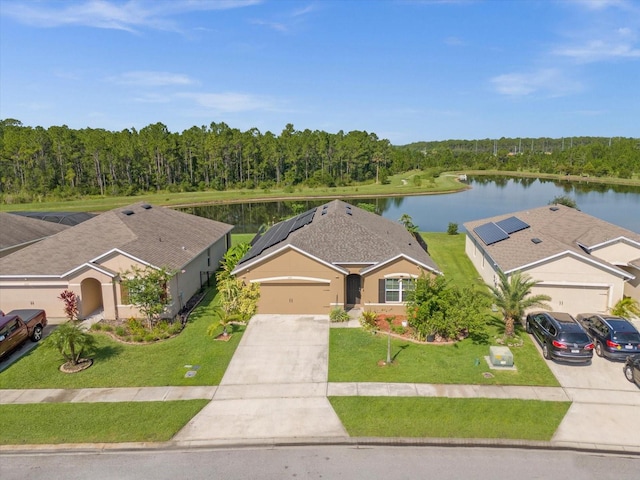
[
  {"xmin": 0, "ymin": 203, "xmax": 233, "ymax": 320},
  {"xmin": 464, "ymin": 204, "xmax": 640, "ymax": 316},
  {"xmin": 232, "ymin": 200, "xmax": 441, "ymax": 315}
]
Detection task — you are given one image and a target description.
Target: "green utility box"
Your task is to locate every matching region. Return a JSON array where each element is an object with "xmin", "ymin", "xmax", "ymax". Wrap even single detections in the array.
[{"xmin": 489, "ymin": 346, "xmax": 514, "ymax": 367}]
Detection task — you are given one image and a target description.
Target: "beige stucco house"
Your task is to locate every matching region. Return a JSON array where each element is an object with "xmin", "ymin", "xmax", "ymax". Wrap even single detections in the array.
[
  {"xmin": 463, "ymin": 204, "xmax": 640, "ymax": 315},
  {"xmin": 0, "ymin": 203, "xmax": 233, "ymax": 320},
  {"xmin": 232, "ymin": 200, "xmax": 441, "ymax": 315}
]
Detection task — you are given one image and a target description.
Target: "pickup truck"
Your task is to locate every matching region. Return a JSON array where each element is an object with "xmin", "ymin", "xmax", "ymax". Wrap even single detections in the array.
[{"xmin": 0, "ymin": 309, "xmax": 48, "ymax": 360}]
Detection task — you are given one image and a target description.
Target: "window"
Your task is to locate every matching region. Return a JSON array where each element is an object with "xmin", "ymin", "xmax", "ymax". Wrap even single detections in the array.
[
  {"xmin": 120, "ymin": 283, "xmax": 131, "ymax": 305},
  {"xmin": 384, "ymin": 278, "xmax": 415, "ymax": 303}
]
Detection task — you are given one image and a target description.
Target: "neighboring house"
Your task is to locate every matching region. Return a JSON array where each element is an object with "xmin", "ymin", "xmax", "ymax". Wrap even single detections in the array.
[
  {"xmin": 0, "ymin": 203, "xmax": 233, "ymax": 320},
  {"xmin": 232, "ymin": 199, "xmax": 441, "ymax": 315},
  {"xmin": 464, "ymin": 204, "xmax": 640, "ymax": 315},
  {"xmin": 0, "ymin": 212, "xmax": 70, "ymax": 258}
]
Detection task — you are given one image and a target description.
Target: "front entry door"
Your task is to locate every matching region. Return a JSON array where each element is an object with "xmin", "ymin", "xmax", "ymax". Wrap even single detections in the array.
[{"xmin": 346, "ymin": 274, "xmax": 361, "ymax": 306}]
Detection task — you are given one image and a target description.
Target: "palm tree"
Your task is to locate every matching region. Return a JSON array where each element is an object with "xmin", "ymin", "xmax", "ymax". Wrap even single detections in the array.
[
  {"xmin": 487, "ymin": 271, "xmax": 551, "ymax": 337},
  {"xmin": 48, "ymin": 322, "xmax": 96, "ymax": 366},
  {"xmin": 611, "ymin": 297, "xmax": 640, "ymax": 318}
]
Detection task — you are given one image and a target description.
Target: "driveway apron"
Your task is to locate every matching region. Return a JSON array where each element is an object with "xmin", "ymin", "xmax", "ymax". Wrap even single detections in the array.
[{"xmin": 174, "ymin": 315, "xmax": 348, "ymax": 442}]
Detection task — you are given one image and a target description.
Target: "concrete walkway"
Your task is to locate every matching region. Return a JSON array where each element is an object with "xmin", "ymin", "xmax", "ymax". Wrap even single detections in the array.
[{"xmin": 2, "ymin": 314, "xmax": 639, "ymax": 454}]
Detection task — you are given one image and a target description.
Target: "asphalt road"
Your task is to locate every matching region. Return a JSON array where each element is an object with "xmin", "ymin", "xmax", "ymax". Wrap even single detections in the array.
[{"xmin": 2, "ymin": 446, "xmax": 639, "ymax": 480}]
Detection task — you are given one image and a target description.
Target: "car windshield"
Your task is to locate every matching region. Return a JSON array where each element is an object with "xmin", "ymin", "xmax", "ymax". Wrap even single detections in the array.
[
  {"xmin": 612, "ymin": 332, "xmax": 640, "ymax": 342},
  {"xmin": 560, "ymin": 333, "xmax": 590, "ymax": 344}
]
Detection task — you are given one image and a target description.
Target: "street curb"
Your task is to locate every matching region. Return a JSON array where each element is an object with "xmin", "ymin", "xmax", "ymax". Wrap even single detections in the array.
[{"xmin": 2, "ymin": 436, "xmax": 639, "ymax": 457}]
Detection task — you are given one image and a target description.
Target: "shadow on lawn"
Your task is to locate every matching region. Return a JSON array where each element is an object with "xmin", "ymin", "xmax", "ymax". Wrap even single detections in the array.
[
  {"xmin": 392, "ymin": 344, "xmax": 410, "ymax": 362},
  {"xmin": 92, "ymin": 344, "xmax": 124, "ymax": 361}
]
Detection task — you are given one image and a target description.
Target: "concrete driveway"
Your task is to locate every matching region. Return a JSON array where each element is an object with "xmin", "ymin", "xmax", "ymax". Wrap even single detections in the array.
[
  {"xmin": 174, "ymin": 314, "xmax": 347, "ymax": 443},
  {"xmin": 529, "ymin": 331, "xmax": 640, "ymax": 449}
]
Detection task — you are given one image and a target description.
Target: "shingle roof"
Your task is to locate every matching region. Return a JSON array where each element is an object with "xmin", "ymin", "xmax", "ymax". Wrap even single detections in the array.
[
  {"xmin": 463, "ymin": 204, "xmax": 640, "ymax": 275},
  {"xmin": 0, "ymin": 212, "xmax": 69, "ymax": 251},
  {"xmin": 0, "ymin": 203, "xmax": 233, "ymax": 277},
  {"xmin": 235, "ymin": 199, "xmax": 439, "ymax": 273}
]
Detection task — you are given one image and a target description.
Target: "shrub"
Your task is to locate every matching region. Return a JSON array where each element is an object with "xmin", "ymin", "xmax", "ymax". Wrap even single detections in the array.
[
  {"xmin": 115, "ymin": 326, "xmax": 127, "ymax": 337},
  {"xmin": 359, "ymin": 311, "xmax": 378, "ymax": 332},
  {"xmin": 90, "ymin": 323, "xmax": 103, "ymax": 331},
  {"xmin": 330, "ymin": 307, "xmax": 350, "ymax": 323},
  {"xmin": 447, "ymin": 222, "xmax": 459, "ymax": 235}
]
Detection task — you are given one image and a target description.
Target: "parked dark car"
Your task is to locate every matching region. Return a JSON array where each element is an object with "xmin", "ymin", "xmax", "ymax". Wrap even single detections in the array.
[
  {"xmin": 576, "ymin": 314, "xmax": 640, "ymax": 361},
  {"xmin": 526, "ymin": 311, "xmax": 594, "ymax": 363},
  {"xmin": 624, "ymin": 355, "xmax": 640, "ymax": 388}
]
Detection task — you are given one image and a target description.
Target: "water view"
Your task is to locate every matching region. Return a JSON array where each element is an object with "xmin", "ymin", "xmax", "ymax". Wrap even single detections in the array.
[{"xmin": 181, "ymin": 176, "xmax": 640, "ymax": 234}]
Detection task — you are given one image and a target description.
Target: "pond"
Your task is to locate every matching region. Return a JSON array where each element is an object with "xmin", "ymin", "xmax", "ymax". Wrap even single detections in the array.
[{"xmin": 180, "ymin": 176, "xmax": 640, "ymax": 234}]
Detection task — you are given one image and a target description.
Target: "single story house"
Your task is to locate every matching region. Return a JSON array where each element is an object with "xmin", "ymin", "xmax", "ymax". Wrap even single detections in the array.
[
  {"xmin": 232, "ymin": 199, "xmax": 441, "ymax": 315},
  {"xmin": 0, "ymin": 203, "xmax": 233, "ymax": 320},
  {"xmin": 0, "ymin": 212, "xmax": 70, "ymax": 258},
  {"xmin": 463, "ymin": 204, "xmax": 640, "ymax": 315}
]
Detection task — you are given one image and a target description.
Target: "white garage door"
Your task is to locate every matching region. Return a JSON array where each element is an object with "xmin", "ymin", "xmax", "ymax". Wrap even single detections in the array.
[
  {"xmin": 531, "ymin": 284, "xmax": 609, "ymax": 316},
  {"xmin": 258, "ymin": 283, "xmax": 331, "ymax": 314}
]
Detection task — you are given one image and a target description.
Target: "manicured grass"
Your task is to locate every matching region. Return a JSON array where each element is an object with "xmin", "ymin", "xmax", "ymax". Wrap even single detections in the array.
[
  {"xmin": 331, "ymin": 230, "xmax": 558, "ymax": 386},
  {"xmin": 0, "ymin": 172, "xmax": 464, "ymax": 213},
  {"xmin": 421, "ymin": 232, "xmax": 484, "ymax": 289},
  {"xmin": 0, "ymin": 400, "xmax": 208, "ymax": 445},
  {"xmin": 232, "ymin": 233, "xmax": 255, "ymax": 245},
  {"xmin": 0, "ymin": 288, "xmax": 243, "ymax": 388},
  {"xmin": 329, "ymin": 397, "xmax": 570, "ymax": 440},
  {"xmin": 329, "ymin": 327, "xmax": 559, "ymax": 386}
]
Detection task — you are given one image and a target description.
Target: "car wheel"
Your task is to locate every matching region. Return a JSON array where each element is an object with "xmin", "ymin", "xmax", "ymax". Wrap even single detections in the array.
[
  {"xmin": 624, "ymin": 364, "xmax": 635, "ymax": 383},
  {"xmin": 542, "ymin": 343, "xmax": 551, "ymax": 360},
  {"xmin": 595, "ymin": 342, "xmax": 603, "ymax": 357},
  {"xmin": 525, "ymin": 320, "xmax": 532, "ymax": 334},
  {"xmin": 31, "ymin": 325, "xmax": 43, "ymax": 342}
]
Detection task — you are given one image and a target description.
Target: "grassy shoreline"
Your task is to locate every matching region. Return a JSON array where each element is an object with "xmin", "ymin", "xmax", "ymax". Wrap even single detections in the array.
[{"xmin": 3, "ymin": 169, "xmax": 636, "ymax": 214}]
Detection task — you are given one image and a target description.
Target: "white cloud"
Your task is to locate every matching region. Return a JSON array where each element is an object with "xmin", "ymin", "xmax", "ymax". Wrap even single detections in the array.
[
  {"xmin": 250, "ymin": 1, "xmax": 318, "ymax": 33},
  {"xmin": 566, "ymin": 0, "xmax": 629, "ymax": 11},
  {"xmin": 0, "ymin": 0, "xmax": 262, "ymax": 33},
  {"xmin": 179, "ymin": 91, "xmax": 273, "ymax": 112},
  {"xmin": 491, "ymin": 69, "xmax": 582, "ymax": 97},
  {"xmin": 554, "ymin": 39, "xmax": 640, "ymax": 61},
  {"xmin": 109, "ymin": 71, "xmax": 195, "ymax": 86}
]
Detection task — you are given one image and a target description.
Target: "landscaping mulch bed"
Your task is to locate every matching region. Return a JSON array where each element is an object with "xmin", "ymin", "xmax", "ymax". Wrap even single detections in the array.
[
  {"xmin": 373, "ymin": 314, "xmax": 462, "ymax": 345},
  {"xmin": 59, "ymin": 358, "xmax": 93, "ymax": 373}
]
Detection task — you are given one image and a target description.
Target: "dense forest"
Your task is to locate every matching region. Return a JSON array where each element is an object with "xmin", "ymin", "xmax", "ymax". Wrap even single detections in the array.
[{"xmin": 1, "ymin": 118, "xmax": 638, "ymax": 204}]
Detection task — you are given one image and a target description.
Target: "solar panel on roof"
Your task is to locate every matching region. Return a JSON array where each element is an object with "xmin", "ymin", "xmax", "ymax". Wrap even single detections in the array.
[
  {"xmin": 238, "ymin": 208, "xmax": 318, "ymax": 265},
  {"xmin": 496, "ymin": 216, "xmax": 530, "ymax": 234},
  {"xmin": 474, "ymin": 222, "xmax": 509, "ymax": 246}
]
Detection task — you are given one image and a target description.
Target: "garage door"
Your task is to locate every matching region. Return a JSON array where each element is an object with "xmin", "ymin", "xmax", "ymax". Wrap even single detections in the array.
[
  {"xmin": 531, "ymin": 284, "xmax": 609, "ymax": 315},
  {"xmin": 258, "ymin": 282, "xmax": 331, "ymax": 314}
]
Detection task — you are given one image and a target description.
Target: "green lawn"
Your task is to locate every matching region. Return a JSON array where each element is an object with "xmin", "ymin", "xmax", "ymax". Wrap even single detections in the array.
[
  {"xmin": 0, "ymin": 171, "xmax": 464, "ymax": 213},
  {"xmin": 0, "ymin": 288, "xmax": 243, "ymax": 388},
  {"xmin": 329, "ymin": 327, "xmax": 558, "ymax": 386},
  {"xmin": 0, "ymin": 401, "xmax": 208, "ymax": 445},
  {"xmin": 421, "ymin": 232, "xmax": 484, "ymax": 289},
  {"xmin": 329, "ymin": 397, "xmax": 569, "ymax": 440}
]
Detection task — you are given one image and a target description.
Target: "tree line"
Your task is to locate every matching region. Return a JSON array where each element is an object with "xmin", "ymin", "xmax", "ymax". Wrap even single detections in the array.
[{"xmin": 1, "ymin": 118, "xmax": 638, "ymax": 204}]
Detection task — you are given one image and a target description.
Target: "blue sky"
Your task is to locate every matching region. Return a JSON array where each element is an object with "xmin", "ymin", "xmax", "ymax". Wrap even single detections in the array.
[{"xmin": 1, "ymin": 0, "xmax": 639, "ymax": 144}]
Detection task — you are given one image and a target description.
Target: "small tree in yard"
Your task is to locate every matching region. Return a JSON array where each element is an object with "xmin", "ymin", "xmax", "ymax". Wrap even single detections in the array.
[
  {"xmin": 208, "ymin": 243, "xmax": 260, "ymax": 338},
  {"xmin": 487, "ymin": 270, "xmax": 551, "ymax": 337},
  {"xmin": 58, "ymin": 289, "xmax": 79, "ymax": 322},
  {"xmin": 407, "ymin": 274, "xmax": 487, "ymax": 341},
  {"xmin": 48, "ymin": 321, "xmax": 96, "ymax": 367},
  {"xmin": 611, "ymin": 297, "xmax": 640, "ymax": 318},
  {"xmin": 120, "ymin": 266, "xmax": 173, "ymax": 329}
]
